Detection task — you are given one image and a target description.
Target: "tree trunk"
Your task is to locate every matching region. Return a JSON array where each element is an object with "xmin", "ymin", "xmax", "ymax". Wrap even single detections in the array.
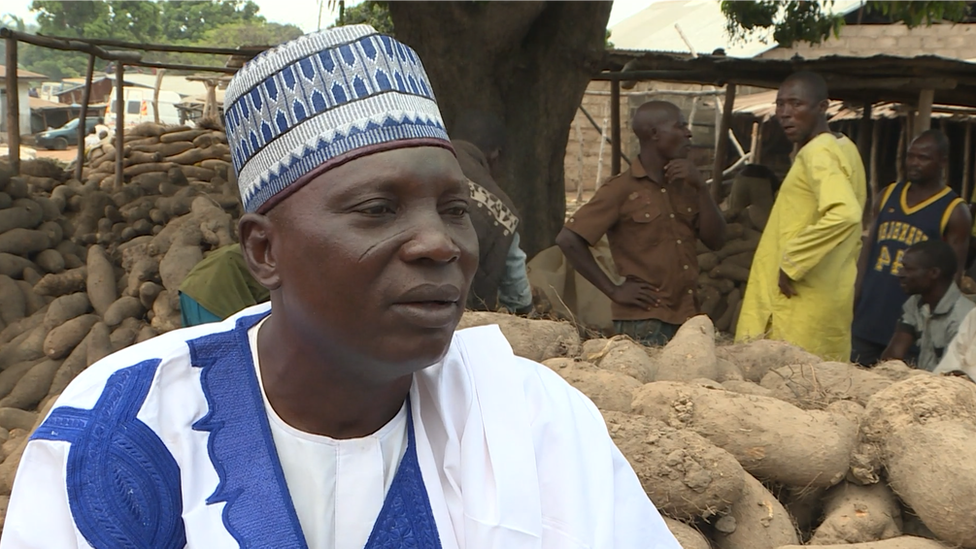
[{"xmin": 387, "ymin": 1, "xmax": 612, "ymax": 257}]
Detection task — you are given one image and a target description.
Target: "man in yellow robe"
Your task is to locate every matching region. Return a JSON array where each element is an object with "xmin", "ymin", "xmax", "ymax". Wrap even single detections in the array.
[{"xmin": 736, "ymin": 71, "xmax": 866, "ymax": 361}]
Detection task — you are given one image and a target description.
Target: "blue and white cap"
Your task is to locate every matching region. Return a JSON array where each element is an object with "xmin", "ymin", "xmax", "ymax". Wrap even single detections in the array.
[{"xmin": 224, "ymin": 25, "xmax": 452, "ymax": 213}]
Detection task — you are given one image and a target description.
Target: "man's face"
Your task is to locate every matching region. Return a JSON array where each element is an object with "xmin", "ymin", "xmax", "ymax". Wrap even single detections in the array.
[
  {"xmin": 906, "ymin": 137, "xmax": 943, "ymax": 184},
  {"xmin": 898, "ymin": 251, "xmax": 936, "ymax": 295},
  {"xmin": 262, "ymin": 146, "xmax": 479, "ymax": 379},
  {"xmin": 775, "ymin": 80, "xmax": 826, "ymax": 144},
  {"xmin": 655, "ymin": 112, "xmax": 693, "ymax": 161}
]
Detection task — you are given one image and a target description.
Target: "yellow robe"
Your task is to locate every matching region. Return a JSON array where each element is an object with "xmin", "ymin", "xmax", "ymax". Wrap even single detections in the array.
[{"xmin": 736, "ymin": 133, "xmax": 866, "ymax": 361}]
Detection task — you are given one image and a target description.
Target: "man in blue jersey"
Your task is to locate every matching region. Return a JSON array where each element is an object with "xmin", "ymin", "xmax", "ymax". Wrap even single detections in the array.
[{"xmin": 852, "ymin": 130, "xmax": 972, "ymax": 365}]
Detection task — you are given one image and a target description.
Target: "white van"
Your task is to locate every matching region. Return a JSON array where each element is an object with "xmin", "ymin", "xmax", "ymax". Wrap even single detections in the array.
[{"xmin": 104, "ymin": 88, "xmax": 182, "ymax": 127}]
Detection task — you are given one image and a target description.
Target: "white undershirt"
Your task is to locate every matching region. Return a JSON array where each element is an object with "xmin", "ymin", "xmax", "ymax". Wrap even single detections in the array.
[{"xmin": 248, "ymin": 318, "xmax": 409, "ymax": 549}]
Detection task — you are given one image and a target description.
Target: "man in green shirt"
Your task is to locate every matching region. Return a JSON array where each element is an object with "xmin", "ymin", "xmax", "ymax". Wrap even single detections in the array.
[{"xmin": 178, "ymin": 243, "xmax": 270, "ymax": 326}]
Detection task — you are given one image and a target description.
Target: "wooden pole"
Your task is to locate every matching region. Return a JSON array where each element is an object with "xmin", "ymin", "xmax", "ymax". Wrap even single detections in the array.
[
  {"xmin": 75, "ymin": 53, "xmax": 96, "ymax": 182},
  {"xmin": 114, "ymin": 62, "xmax": 125, "ymax": 191},
  {"xmin": 870, "ymin": 118, "xmax": 881, "ymax": 200},
  {"xmin": 574, "ymin": 117, "xmax": 584, "ymax": 203},
  {"xmin": 711, "ymin": 84, "xmax": 736, "ymax": 202},
  {"xmin": 610, "ymin": 79, "xmax": 621, "ymax": 176},
  {"xmin": 963, "ymin": 121, "xmax": 973, "ymax": 203},
  {"xmin": 5, "ymin": 36, "xmax": 19, "ymax": 175},
  {"xmin": 858, "ymin": 102, "xmax": 873, "ymax": 173},
  {"xmin": 595, "ymin": 104, "xmax": 608, "ymax": 190},
  {"xmin": 152, "ymin": 69, "xmax": 165, "ymax": 125},
  {"xmin": 916, "ymin": 89, "xmax": 934, "ymax": 136}
]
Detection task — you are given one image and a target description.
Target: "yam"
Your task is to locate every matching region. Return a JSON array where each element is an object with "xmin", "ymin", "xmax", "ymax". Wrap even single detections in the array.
[
  {"xmin": 110, "ymin": 317, "xmax": 143, "ymax": 351},
  {"xmin": 128, "ymin": 122, "xmax": 166, "ymax": 138},
  {"xmin": 884, "ymin": 421, "xmax": 976, "ymax": 547},
  {"xmin": 721, "ymin": 379, "xmax": 775, "ymax": 398},
  {"xmin": 86, "ymin": 322, "xmax": 113, "ymax": 367},
  {"xmin": 150, "ymin": 290, "xmax": 181, "ymax": 333},
  {"xmin": 652, "ymin": 315, "xmax": 720, "ymax": 382},
  {"xmin": 726, "ymin": 251, "xmax": 755, "ymax": 269},
  {"xmin": 0, "ymin": 313, "xmax": 44, "ymax": 346},
  {"xmin": 715, "ymin": 288, "xmax": 741, "ymax": 333},
  {"xmin": 663, "ymin": 517, "xmax": 711, "ymax": 549},
  {"xmin": 43, "ymin": 292, "xmax": 91, "ymax": 330},
  {"xmin": 0, "ymin": 360, "xmax": 40, "ymax": 400},
  {"xmin": 631, "ymin": 381, "xmax": 857, "ymax": 487},
  {"xmin": 103, "ymin": 296, "xmax": 145, "ymax": 327},
  {"xmin": 34, "ymin": 196, "xmax": 61, "ymax": 221},
  {"xmin": 0, "ymin": 253, "xmax": 34, "ymax": 279},
  {"xmin": 0, "ymin": 228, "xmax": 50, "ymax": 255},
  {"xmin": 160, "ymin": 129, "xmax": 206, "ymax": 143},
  {"xmin": 809, "ymin": 482, "xmax": 902, "ymax": 545},
  {"xmin": 776, "ymin": 537, "xmax": 949, "ymax": 549},
  {"xmin": 456, "ymin": 311, "xmax": 580, "ymax": 362},
  {"xmin": 131, "ymin": 171, "xmax": 170, "ymax": 195},
  {"xmin": 663, "ymin": 518, "xmax": 710, "ymax": 549},
  {"xmin": 15, "ymin": 280, "xmax": 48, "ymax": 317},
  {"xmin": 582, "ymin": 337, "xmax": 656, "ymax": 383},
  {"xmin": 0, "ymin": 325, "xmax": 46, "ymax": 368},
  {"xmin": 712, "ymin": 473, "xmax": 799, "ymax": 549},
  {"xmin": 716, "ymin": 339, "xmax": 821, "ymax": 382},
  {"xmin": 37, "ymin": 220, "xmax": 63, "ymax": 246},
  {"xmin": 135, "ymin": 325, "xmax": 157, "ymax": 344},
  {"xmin": 157, "ymin": 196, "xmax": 195, "ymax": 218},
  {"xmin": 165, "ymin": 145, "xmax": 226, "ymax": 165},
  {"xmin": 0, "ymin": 408, "xmax": 37, "ymax": 432},
  {"xmin": 34, "ymin": 248, "xmax": 65, "ymax": 274},
  {"xmin": 871, "ymin": 360, "xmax": 925, "ymax": 383},
  {"xmin": 0, "ymin": 358, "xmax": 61, "ymax": 409},
  {"xmin": 826, "ymin": 399, "xmax": 866, "ymax": 428},
  {"xmin": 710, "ymin": 263, "xmax": 751, "ymax": 283},
  {"xmin": 123, "ymin": 150, "xmax": 163, "ymax": 166},
  {"xmin": 545, "ymin": 360, "xmax": 640, "ymax": 412},
  {"xmin": 4, "ymin": 178, "xmax": 28, "ymax": 199},
  {"xmin": 759, "ymin": 362, "xmax": 893, "ymax": 409},
  {"xmin": 699, "ymin": 284, "xmax": 722, "ymax": 318},
  {"xmin": 0, "ymin": 275, "xmax": 25, "ymax": 325},
  {"xmin": 604, "ymin": 411, "xmax": 745, "ymax": 520},
  {"xmin": 86, "ymin": 245, "xmax": 117, "ymax": 316},
  {"xmin": 0, "ymin": 193, "xmax": 10, "ymax": 209},
  {"xmin": 0, "ymin": 205, "xmax": 42, "ymax": 234},
  {"xmin": 43, "ymin": 314, "xmax": 99, "ymax": 359},
  {"xmin": 139, "ymin": 281, "xmax": 164, "ymax": 310},
  {"xmin": 123, "ymin": 162, "xmax": 178, "ymax": 178},
  {"xmin": 716, "ymin": 237, "xmax": 760, "ymax": 260},
  {"xmin": 48, "ymin": 333, "xmax": 89, "ymax": 397},
  {"xmin": 158, "ymin": 244, "xmax": 203, "ymax": 294}
]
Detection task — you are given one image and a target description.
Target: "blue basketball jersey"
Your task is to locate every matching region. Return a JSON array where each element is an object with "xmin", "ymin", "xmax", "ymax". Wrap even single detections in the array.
[{"xmin": 852, "ymin": 181, "xmax": 964, "ymax": 345}]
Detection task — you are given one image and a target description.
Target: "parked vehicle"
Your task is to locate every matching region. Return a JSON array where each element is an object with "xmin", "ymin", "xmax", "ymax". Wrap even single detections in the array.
[
  {"xmin": 104, "ymin": 88, "xmax": 182, "ymax": 127},
  {"xmin": 34, "ymin": 116, "xmax": 104, "ymax": 150}
]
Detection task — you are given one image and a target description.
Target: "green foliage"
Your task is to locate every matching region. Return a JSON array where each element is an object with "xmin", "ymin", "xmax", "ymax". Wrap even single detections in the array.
[
  {"xmin": 157, "ymin": 0, "xmax": 262, "ymax": 43},
  {"xmin": 720, "ymin": 0, "xmax": 967, "ymax": 47},
  {"xmin": 332, "ymin": 1, "xmax": 393, "ymax": 35}
]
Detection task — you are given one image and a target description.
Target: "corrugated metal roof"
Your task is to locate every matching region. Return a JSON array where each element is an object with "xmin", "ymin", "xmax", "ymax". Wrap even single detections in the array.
[
  {"xmin": 609, "ymin": 0, "xmax": 864, "ymax": 58},
  {"xmin": 0, "ymin": 64, "xmax": 48, "ymax": 80},
  {"xmin": 734, "ymin": 89, "xmax": 976, "ymax": 121}
]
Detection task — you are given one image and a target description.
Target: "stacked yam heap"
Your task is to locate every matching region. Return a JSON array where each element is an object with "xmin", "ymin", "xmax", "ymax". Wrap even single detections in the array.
[
  {"xmin": 0, "ymin": 121, "xmax": 240, "ymax": 527},
  {"xmin": 457, "ymin": 312, "xmax": 976, "ymax": 549},
  {"xmin": 1, "ymin": 122, "xmax": 975, "ymax": 548},
  {"xmin": 696, "ymin": 208, "xmax": 763, "ymax": 335}
]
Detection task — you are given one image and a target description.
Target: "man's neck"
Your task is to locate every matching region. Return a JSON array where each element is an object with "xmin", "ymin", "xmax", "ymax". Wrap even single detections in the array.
[
  {"xmin": 921, "ymin": 281, "xmax": 952, "ymax": 309},
  {"xmin": 799, "ymin": 119, "xmax": 832, "ymax": 147},
  {"xmin": 639, "ymin": 147, "xmax": 667, "ymax": 183},
  {"xmin": 908, "ymin": 178, "xmax": 944, "ymax": 193},
  {"xmin": 256, "ymin": 314, "xmax": 412, "ymax": 439}
]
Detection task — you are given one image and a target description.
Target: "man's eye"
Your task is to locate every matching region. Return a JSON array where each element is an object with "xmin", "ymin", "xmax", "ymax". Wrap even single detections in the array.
[
  {"xmin": 359, "ymin": 204, "xmax": 395, "ymax": 215},
  {"xmin": 445, "ymin": 206, "xmax": 468, "ymax": 217}
]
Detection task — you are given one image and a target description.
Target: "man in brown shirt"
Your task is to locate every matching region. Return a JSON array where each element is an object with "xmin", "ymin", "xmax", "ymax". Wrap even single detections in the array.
[{"xmin": 556, "ymin": 101, "xmax": 726, "ymax": 345}]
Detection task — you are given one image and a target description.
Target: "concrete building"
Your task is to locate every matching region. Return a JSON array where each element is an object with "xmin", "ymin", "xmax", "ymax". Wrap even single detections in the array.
[{"xmin": 0, "ymin": 65, "xmax": 48, "ymax": 137}]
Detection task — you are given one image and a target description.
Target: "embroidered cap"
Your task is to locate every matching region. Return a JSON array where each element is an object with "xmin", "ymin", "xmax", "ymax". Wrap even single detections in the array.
[{"xmin": 224, "ymin": 25, "xmax": 452, "ymax": 213}]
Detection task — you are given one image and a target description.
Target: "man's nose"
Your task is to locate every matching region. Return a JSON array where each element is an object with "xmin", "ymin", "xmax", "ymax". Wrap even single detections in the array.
[{"xmin": 399, "ymin": 214, "xmax": 461, "ymax": 264}]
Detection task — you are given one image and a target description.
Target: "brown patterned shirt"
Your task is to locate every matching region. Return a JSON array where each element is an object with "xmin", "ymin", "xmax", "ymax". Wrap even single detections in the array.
[{"xmin": 565, "ymin": 160, "xmax": 701, "ymax": 324}]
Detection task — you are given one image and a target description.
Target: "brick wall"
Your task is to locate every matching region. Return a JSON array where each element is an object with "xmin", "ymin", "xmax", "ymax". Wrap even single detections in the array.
[{"xmin": 759, "ymin": 23, "xmax": 976, "ymax": 60}]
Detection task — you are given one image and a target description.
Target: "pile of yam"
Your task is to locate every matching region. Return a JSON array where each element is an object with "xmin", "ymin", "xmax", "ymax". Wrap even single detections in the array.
[
  {"xmin": 463, "ymin": 311, "xmax": 976, "ymax": 548},
  {"xmin": 696, "ymin": 217, "xmax": 761, "ymax": 335},
  {"xmin": 0, "ymin": 121, "xmax": 240, "ymax": 527}
]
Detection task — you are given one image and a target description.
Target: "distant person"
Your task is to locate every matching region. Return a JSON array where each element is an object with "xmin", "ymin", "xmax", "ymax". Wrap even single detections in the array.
[
  {"xmin": 736, "ymin": 71, "xmax": 866, "ymax": 361},
  {"xmin": 882, "ymin": 239, "xmax": 974, "ymax": 370},
  {"xmin": 450, "ymin": 111, "xmax": 533, "ymax": 314},
  {"xmin": 556, "ymin": 100, "xmax": 726, "ymax": 346},
  {"xmin": 727, "ymin": 163, "xmax": 781, "ymax": 230},
  {"xmin": 178, "ymin": 243, "xmax": 269, "ymax": 327},
  {"xmin": 852, "ymin": 130, "xmax": 971, "ymax": 365}
]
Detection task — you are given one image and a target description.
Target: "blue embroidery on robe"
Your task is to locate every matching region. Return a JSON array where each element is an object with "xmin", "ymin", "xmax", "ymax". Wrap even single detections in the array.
[
  {"xmin": 190, "ymin": 312, "xmax": 442, "ymax": 548},
  {"xmin": 31, "ymin": 359, "xmax": 186, "ymax": 549},
  {"xmin": 364, "ymin": 397, "xmax": 442, "ymax": 549},
  {"xmin": 189, "ymin": 313, "xmax": 308, "ymax": 548}
]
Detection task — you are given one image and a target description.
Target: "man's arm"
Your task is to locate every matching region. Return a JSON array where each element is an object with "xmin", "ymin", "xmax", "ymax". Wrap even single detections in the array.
[
  {"xmin": 497, "ymin": 232, "xmax": 533, "ymax": 314},
  {"xmin": 555, "ymin": 228, "xmax": 659, "ymax": 310},
  {"xmin": 1, "ymin": 440, "xmax": 81, "ymax": 548},
  {"xmin": 697, "ymin": 185, "xmax": 727, "ymax": 251},
  {"xmin": 944, "ymin": 201, "xmax": 972, "ymax": 283},
  {"xmin": 854, "ymin": 200, "xmax": 884, "ymax": 308},
  {"xmin": 882, "ymin": 325, "xmax": 917, "ymax": 362},
  {"xmin": 934, "ymin": 308, "xmax": 976, "ymax": 377},
  {"xmin": 781, "ymin": 148, "xmax": 863, "ymax": 283}
]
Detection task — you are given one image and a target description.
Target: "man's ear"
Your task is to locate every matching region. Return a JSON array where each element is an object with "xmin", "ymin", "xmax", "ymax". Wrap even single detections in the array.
[
  {"xmin": 239, "ymin": 213, "xmax": 282, "ymax": 291},
  {"xmin": 818, "ymin": 98, "xmax": 830, "ymax": 114}
]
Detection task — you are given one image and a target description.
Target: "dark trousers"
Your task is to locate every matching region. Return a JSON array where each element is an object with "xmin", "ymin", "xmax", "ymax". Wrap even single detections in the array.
[
  {"xmin": 851, "ymin": 336, "xmax": 886, "ymax": 366},
  {"xmin": 613, "ymin": 318, "xmax": 680, "ymax": 347}
]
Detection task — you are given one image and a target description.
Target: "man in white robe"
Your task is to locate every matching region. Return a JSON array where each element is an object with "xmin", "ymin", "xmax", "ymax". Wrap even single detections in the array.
[{"xmin": 2, "ymin": 25, "xmax": 680, "ymax": 549}]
